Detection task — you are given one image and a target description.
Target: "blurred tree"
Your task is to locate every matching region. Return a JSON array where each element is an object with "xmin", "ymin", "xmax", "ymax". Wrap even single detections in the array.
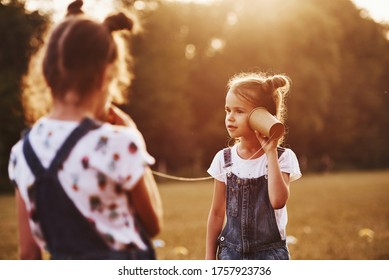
[
  {"xmin": 317, "ymin": 0, "xmax": 389, "ymax": 169},
  {"xmin": 0, "ymin": 0, "xmax": 48, "ymax": 192},
  {"xmin": 129, "ymin": 2, "xmax": 196, "ymax": 174},
  {"xmin": 125, "ymin": 0, "xmax": 389, "ymax": 173}
]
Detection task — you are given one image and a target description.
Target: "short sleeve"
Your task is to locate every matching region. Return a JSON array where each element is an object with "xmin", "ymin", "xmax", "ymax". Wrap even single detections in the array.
[
  {"xmin": 8, "ymin": 144, "xmax": 18, "ymax": 186},
  {"xmin": 279, "ymin": 148, "xmax": 302, "ymax": 182},
  {"xmin": 8, "ymin": 141, "xmax": 26, "ymax": 189},
  {"xmin": 207, "ymin": 150, "xmax": 225, "ymax": 183},
  {"xmin": 87, "ymin": 125, "xmax": 155, "ymax": 191}
]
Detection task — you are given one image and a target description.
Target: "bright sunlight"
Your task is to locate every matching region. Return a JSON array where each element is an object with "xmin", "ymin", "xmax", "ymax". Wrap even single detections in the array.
[{"xmin": 25, "ymin": 0, "xmax": 217, "ymax": 23}]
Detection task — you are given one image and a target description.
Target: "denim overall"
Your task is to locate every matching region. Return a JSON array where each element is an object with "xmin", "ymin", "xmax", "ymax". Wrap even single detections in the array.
[
  {"xmin": 217, "ymin": 147, "xmax": 290, "ymax": 260},
  {"xmin": 22, "ymin": 118, "xmax": 155, "ymax": 260}
]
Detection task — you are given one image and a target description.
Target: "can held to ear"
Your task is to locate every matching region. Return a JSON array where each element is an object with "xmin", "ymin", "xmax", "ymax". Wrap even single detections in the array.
[{"xmin": 248, "ymin": 107, "xmax": 285, "ymax": 139}]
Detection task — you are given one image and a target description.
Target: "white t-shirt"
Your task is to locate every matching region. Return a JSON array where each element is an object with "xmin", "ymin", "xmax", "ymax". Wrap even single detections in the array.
[
  {"xmin": 207, "ymin": 144, "xmax": 302, "ymax": 240},
  {"xmin": 9, "ymin": 117, "xmax": 155, "ymax": 251}
]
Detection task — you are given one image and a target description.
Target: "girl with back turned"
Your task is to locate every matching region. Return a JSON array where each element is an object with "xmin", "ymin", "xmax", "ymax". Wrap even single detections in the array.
[{"xmin": 8, "ymin": 1, "xmax": 162, "ymax": 260}]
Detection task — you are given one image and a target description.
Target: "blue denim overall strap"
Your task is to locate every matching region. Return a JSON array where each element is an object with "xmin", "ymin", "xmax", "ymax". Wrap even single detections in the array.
[
  {"xmin": 22, "ymin": 118, "xmax": 155, "ymax": 260},
  {"xmin": 218, "ymin": 147, "xmax": 287, "ymax": 259}
]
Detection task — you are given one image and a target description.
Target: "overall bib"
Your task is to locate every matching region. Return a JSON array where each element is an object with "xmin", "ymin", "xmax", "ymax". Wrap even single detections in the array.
[
  {"xmin": 22, "ymin": 118, "xmax": 155, "ymax": 260},
  {"xmin": 217, "ymin": 147, "xmax": 290, "ymax": 260}
]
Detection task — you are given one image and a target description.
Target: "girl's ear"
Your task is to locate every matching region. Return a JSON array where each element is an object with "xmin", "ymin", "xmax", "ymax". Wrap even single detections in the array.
[
  {"xmin": 100, "ymin": 63, "xmax": 117, "ymax": 89},
  {"xmin": 96, "ymin": 63, "xmax": 116, "ymax": 111},
  {"xmin": 96, "ymin": 69, "xmax": 107, "ymax": 89}
]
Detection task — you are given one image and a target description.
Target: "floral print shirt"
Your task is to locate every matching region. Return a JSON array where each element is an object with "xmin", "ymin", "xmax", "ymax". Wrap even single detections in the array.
[{"xmin": 9, "ymin": 117, "xmax": 155, "ymax": 251}]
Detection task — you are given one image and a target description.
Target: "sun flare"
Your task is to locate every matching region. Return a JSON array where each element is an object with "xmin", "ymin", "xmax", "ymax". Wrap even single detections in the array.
[
  {"xmin": 25, "ymin": 0, "xmax": 218, "ymax": 23},
  {"xmin": 25, "ymin": 0, "xmax": 117, "ymax": 23}
]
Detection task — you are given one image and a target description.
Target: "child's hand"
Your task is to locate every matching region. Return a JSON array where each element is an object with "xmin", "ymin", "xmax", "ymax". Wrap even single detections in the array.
[
  {"xmin": 107, "ymin": 104, "xmax": 137, "ymax": 128},
  {"xmin": 255, "ymin": 130, "xmax": 278, "ymax": 155}
]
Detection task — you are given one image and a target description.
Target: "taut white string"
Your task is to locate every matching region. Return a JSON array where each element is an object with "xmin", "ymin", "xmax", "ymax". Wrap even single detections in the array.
[{"xmin": 151, "ymin": 133, "xmax": 276, "ymax": 182}]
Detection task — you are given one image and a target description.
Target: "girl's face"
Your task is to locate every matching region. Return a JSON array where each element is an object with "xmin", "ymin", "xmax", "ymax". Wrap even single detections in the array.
[{"xmin": 225, "ymin": 89, "xmax": 255, "ymax": 139}]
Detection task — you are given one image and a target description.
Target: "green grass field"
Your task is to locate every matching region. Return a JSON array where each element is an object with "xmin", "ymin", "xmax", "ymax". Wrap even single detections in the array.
[{"xmin": 1, "ymin": 170, "xmax": 388, "ymax": 260}]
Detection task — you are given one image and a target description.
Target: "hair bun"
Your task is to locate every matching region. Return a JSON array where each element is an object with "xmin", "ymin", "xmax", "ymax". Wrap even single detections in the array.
[
  {"xmin": 67, "ymin": 0, "xmax": 84, "ymax": 16},
  {"xmin": 265, "ymin": 75, "xmax": 290, "ymax": 94},
  {"xmin": 103, "ymin": 12, "xmax": 134, "ymax": 32},
  {"xmin": 271, "ymin": 75, "xmax": 288, "ymax": 88}
]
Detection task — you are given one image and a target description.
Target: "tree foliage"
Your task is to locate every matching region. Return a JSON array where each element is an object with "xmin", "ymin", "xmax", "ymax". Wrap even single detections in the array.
[
  {"xmin": 128, "ymin": 0, "xmax": 389, "ymax": 174},
  {"xmin": 0, "ymin": 0, "xmax": 48, "ymax": 191}
]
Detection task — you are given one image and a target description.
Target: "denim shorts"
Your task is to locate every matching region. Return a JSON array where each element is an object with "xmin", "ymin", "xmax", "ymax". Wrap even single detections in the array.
[
  {"xmin": 52, "ymin": 247, "xmax": 156, "ymax": 260},
  {"xmin": 217, "ymin": 244, "xmax": 290, "ymax": 260}
]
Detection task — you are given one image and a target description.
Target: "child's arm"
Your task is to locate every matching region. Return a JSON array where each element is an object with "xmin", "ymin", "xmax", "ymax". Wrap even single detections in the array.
[
  {"xmin": 266, "ymin": 151, "xmax": 290, "ymax": 209},
  {"xmin": 256, "ymin": 131, "xmax": 290, "ymax": 209},
  {"xmin": 16, "ymin": 189, "xmax": 42, "ymax": 260},
  {"xmin": 205, "ymin": 179, "xmax": 226, "ymax": 260},
  {"xmin": 130, "ymin": 167, "xmax": 163, "ymax": 237},
  {"xmin": 107, "ymin": 106, "xmax": 162, "ymax": 236}
]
